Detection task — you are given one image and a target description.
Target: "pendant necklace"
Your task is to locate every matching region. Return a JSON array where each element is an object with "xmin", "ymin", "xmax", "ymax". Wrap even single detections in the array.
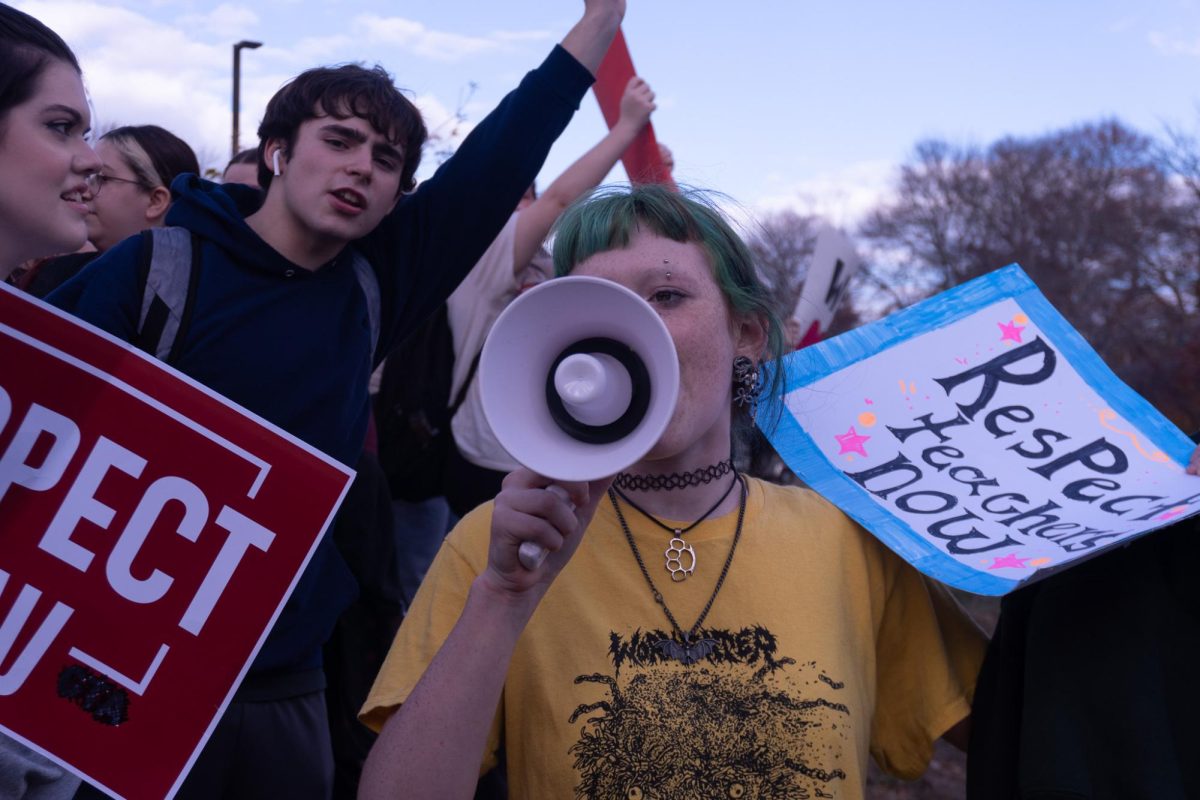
[
  {"xmin": 608, "ymin": 474, "xmax": 746, "ymax": 665},
  {"xmin": 611, "ymin": 473, "xmax": 737, "ymax": 582}
]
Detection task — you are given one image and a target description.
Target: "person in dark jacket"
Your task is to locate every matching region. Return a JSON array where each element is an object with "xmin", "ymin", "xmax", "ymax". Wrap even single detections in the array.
[
  {"xmin": 968, "ymin": 436, "xmax": 1200, "ymax": 800},
  {"xmin": 48, "ymin": 2, "xmax": 625, "ymax": 796}
]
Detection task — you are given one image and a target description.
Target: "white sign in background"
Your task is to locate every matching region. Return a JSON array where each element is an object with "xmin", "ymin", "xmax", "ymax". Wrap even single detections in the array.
[{"xmin": 790, "ymin": 226, "xmax": 859, "ymax": 347}]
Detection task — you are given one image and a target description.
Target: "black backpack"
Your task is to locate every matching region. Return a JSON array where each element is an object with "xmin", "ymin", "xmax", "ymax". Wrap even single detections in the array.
[{"xmin": 375, "ymin": 304, "xmax": 480, "ymax": 502}]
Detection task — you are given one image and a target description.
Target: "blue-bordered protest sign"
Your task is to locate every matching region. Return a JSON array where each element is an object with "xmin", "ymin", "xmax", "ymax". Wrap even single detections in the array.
[{"xmin": 760, "ymin": 264, "xmax": 1200, "ymax": 595}]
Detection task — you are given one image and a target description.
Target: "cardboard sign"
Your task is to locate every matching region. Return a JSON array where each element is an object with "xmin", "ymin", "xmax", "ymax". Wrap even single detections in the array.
[
  {"xmin": 791, "ymin": 226, "xmax": 859, "ymax": 349},
  {"xmin": 761, "ymin": 265, "xmax": 1199, "ymax": 595},
  {"xmin": 0, "ymin": 284, "xmax": 354, "ymax": 799},
  {"xmin": 593, "ymin": 28, "xmax": 675, "ymax": 188}
]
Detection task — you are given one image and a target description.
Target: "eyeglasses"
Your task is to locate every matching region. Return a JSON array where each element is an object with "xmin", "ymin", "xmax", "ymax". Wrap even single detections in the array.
[{"xmin": 84, "ymin": 173, "xmax": 149, "ymax": 197}]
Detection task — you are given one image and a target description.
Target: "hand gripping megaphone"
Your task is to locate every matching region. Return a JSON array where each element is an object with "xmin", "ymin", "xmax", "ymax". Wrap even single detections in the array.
[{"xmin": 479, "ymin": 276, "xmax": 680, "ymax": 568}]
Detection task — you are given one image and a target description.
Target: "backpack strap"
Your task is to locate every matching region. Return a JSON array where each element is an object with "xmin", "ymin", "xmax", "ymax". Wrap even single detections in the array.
[
  {"xmin": 449, "ymin": 348, "xmax": 482, "ymax": 419},
  {"xmin": 135, "ymin": 227, "xmax": 201, "ymax": 364},
  {"xmin": 347, "ymin": 248, "xmax": 381, "ymax": 363},
  {"xmin": 133, "ymin": 233, "xmax": 378, "ymax": 365}
]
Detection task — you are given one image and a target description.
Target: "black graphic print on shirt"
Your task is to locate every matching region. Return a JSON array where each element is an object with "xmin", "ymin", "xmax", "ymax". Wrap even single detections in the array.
[{"xmin": 569, "ymin": 625, "xmax": 850, "ymax": 800}]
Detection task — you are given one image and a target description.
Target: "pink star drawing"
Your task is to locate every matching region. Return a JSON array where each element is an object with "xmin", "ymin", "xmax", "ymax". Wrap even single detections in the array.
[
  {"xmin": 834, "ymin": 426, "xmax": 871, "ymax": 457},
  {"xmin": 998, "ymin": 320, "xmax": 1026, "ymax": 344},
  {"xmin": 987, "ymin": 553, "xmax": 1030, "ymax": 570}
]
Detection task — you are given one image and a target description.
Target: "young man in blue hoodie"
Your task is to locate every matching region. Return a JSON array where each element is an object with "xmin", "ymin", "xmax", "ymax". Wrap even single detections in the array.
[{"xmin": 49, "ymin": 2, "xmax": 625, "ymax": 796}]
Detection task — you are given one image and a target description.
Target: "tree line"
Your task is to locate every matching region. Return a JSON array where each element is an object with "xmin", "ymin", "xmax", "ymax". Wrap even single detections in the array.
[{"xmin": 747, "ymin": 118, "xmax": 1200, "ymax": 433}]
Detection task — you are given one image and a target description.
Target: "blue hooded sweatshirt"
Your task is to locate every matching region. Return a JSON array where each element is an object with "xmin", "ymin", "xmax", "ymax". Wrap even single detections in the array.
[{"xmin": 48, "ymin": 45, "xmax": 593, "ymax": 684}]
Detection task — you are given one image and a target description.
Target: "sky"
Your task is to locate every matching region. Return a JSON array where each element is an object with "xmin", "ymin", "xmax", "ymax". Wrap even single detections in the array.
[{"xmin": 17, "ymin": 0, "xmax": 1200, "ymax": 229}]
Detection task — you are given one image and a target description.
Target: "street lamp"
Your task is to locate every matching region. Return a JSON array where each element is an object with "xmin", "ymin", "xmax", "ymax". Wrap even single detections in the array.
[{"xmin": 231, "ymin": 40, "xmax": 262, "ymax": 160}]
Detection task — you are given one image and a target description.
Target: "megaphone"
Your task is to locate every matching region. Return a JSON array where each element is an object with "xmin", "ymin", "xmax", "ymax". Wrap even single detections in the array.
[{"xmin": 480, "ymin": 276, "xmax": 680, "ymax": 568}]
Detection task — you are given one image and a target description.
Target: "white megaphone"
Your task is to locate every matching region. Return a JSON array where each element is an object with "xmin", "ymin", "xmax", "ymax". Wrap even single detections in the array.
[{"xmin": 480, "ymin": 276, "xmax": 680, "ymax": 569}]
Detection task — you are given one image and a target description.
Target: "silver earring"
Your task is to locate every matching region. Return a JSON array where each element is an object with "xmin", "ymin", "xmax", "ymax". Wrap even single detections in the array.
[
  {"xmin": 732, "ymin": 355, "xmax": 761, "ymax": 416},
  {"xmin": 272, "ymin": 150, "xmax": 282, "ymax": 176}
]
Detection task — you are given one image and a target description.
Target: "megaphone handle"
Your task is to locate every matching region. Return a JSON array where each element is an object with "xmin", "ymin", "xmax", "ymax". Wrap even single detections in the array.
[
  {"xmin": 517, "ymin": 485, "xmax": 575, "ymax": 571},
  {"xmin": 518, "ymin": 541, "xmax": 548, "ymax": 571}
]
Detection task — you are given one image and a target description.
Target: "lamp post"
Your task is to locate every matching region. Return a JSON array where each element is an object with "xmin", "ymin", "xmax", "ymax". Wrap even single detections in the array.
[{"xmin": 231, "ymin": 40, "xmax": 262, "ymax": 160}]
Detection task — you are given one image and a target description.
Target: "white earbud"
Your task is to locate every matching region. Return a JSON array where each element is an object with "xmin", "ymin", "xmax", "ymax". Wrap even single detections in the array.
[{"xmin": 272, "ymin": 150, "xmax": 281, "ymax": 177}]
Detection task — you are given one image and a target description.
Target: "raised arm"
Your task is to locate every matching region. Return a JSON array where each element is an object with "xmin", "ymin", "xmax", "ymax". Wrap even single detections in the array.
[
  {"xmin": 512, "ymin": 75, "xmax": 655, "ymax": 272},
  {"xmin": 560, "ymin": 0, "xmax": 625, "ymax": 75},
  {"xmin": 363, "ymin": 1, "xmax": 625, "ymax": 355},
  {"xmin": 358, "ymin": 470, "xmax": 611, "ymax": 800}
]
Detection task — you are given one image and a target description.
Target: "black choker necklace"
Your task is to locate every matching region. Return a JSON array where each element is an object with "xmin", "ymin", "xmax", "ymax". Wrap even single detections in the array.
[
  {"xmin": 612, "ymin": 475, "xmax": 738, "ymax": 581},
  {"xmin": 613, "ymin": 459, "xmax": 734, "ymax": 492},
  {"xmin": 609, "ymin": 474, "xmax": 746, "ymax": 665}
]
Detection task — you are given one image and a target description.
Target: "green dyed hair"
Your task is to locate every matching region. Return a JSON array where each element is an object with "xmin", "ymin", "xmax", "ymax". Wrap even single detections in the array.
[{"xmin": 550, "ymin": 184, "xmax": 786, "ymax": 418}]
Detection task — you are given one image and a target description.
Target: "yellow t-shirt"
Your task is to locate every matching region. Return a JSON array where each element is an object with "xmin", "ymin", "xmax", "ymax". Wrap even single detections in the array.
[{"xmin": 362, "ymin": 478, "xmax": 985, "ymax": 799}]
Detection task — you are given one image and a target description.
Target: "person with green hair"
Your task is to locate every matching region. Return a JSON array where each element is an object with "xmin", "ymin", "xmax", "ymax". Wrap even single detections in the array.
[{"xmin": 359, "ymin": 185, "xmax": 986, "ymax": 800}]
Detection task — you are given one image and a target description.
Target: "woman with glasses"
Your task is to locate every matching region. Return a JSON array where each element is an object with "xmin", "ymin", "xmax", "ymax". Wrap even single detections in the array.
[
  {"xmin": 18, "ymin": 124, "xmax": 199, "ymax": 296},
  {"xmin": 86, "ymin": 124, "xmax": 199, "ymax": 253}
]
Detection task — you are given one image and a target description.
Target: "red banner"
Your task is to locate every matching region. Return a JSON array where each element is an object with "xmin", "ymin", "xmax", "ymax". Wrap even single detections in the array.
[
  {"xmin": 0, "ymin": 284, "xmax": 354, "ymax": 799},
  {"xmin": 593, "ymin": 28, "xmax": 676, "ymax": 188}
]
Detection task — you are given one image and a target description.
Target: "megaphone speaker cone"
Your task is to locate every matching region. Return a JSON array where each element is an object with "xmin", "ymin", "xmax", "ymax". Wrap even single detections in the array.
[
  {"xmin": 480, "ymin": 276, "xmax": 680, "ymax": 482},
  {"xmin": 553, "ymin": 352, "xmax": 630, "ymax": 425},
  {"xmin": 545, "ymin": 336, "xmax": 650, "ymax": 444}
]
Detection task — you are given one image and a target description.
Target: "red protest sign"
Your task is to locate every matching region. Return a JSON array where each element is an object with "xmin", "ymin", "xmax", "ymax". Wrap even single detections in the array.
[
  {"xmin": 0, "ymin": 284, "xmax": 354, "ymax": 799},
  {"xmin": 593, "ymin": 28, "xmax": 675, "ymax": 188}
]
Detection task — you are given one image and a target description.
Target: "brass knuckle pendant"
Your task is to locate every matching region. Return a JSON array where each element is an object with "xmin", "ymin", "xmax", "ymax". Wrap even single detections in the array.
[{"xmin": 664, "ymin": 537, "xmax": 696, "ymax": 582}]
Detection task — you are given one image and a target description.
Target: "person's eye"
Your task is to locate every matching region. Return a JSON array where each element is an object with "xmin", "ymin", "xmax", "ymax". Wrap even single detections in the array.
[
  {"xmin": 326, "ymin": 138, "xmax": 348, "ymax": 150},
  {"xmin": 649, "ymin": 288, "xmax": 685, "ymax": 307},
  {"xmin": 46, "ymin": 120, "xmax": 73, "ymax": 136},
  {"xmin": 375, "ymin": 156, "xmax": 399, "ymax": 172}
]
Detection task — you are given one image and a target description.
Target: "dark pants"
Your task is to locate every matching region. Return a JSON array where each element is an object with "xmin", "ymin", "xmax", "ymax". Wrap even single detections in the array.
[
  {"xmin": 392, "ymin": 496, "xmax": 455, "ymax": 608},
  {"xmin": 324, "ymin": 454, "xmax": 406, "ymax": 799},
  {"xmin": 72, "ymin": 690, "xmax": 333, "ymax": 800},
  {"xmin": 176, "ymin": 691, "xmax": 333, "ymax": 800},
  {"xmin": 443, "ymin": 443, "xmax": 506, "ymax": 519}
]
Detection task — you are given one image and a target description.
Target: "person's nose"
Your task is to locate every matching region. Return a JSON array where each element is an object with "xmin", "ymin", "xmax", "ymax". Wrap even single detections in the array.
[
  {"xmin": 346, "ymin": 148, "xmax": 373, "ymax": 183},
  {"xmin": 75, "ymin": 140, "xmax": 102, "ymax": 186}
]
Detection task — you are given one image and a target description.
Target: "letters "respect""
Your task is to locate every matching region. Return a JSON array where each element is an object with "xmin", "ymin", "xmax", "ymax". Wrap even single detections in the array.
[{"xmin": 0, "ymin": 385, "xmax": 276, "ymax": 696}]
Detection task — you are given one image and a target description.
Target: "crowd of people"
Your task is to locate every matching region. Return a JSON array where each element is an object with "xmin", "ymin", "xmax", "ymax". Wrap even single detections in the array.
[{"xmin": 2, "ymin": 2, "xmax": 1198, "ymax": 799}]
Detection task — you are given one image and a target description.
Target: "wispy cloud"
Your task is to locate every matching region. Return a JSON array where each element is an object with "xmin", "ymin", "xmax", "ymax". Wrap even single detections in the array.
[
  {"xmin": 493, "ymin": 29, "xmax": 554, "ymax": 44},
  {"xmin": 751, "ymin": 160, "xmax": 898, "ymax": 231},
  {"xmin": 351, "ymin": 15, "xmax": 549, "ymax": 62},
  {"xmin": 11, "ymin": 2, "xmax": 517, "ymax": 174},
  {"xmin": 1148, "ymin": 30, "xmax": 1200, "ymax": 56},
  {"xmin": 178, "ymin": 3, "xmax": 259, "ymax": 40}
]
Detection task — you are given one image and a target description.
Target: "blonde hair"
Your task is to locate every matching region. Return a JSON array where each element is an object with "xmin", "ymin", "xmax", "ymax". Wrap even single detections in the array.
[{"xmin": 100, "ymin": 125, "xmax": 199, "ymax": 190}]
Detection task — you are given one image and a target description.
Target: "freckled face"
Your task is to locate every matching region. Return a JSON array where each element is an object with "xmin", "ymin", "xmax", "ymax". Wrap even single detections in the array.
[
  {"xmin": 570, "ymin": 230, "xmax": 755, "ymax": 466},
  {"xmin": 0, "ymin": 60, "xmax": 100, "ymax": 273}
]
